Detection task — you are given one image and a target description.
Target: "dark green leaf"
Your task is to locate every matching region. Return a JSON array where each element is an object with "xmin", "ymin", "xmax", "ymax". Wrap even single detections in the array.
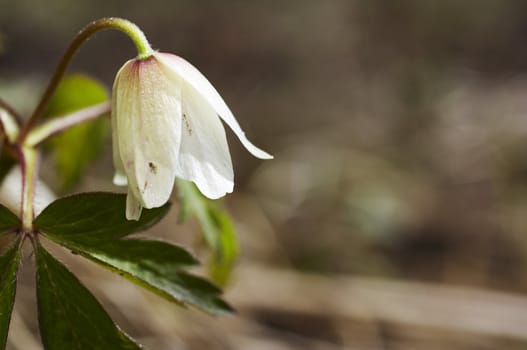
[
  {"xmin": 36, "ymin": 243, "xmax": 141, "ymax": 350},
  {"xmin": 46, "ymin": 238, "xmax": 233, "ymax": 316},
  {"xmin": 0, "ymin": 240, "xmax": 21, "ymax": 349},
  {"xmin": 43, "ymin": 74, "xmax": 110, "ymax": 191},
  {"xmin": 177, "ymin": 180, "xmax": 239, "ymax": 285},
  {"xmin": 36, "ymin": 192, "xmax": 231, "ymax": 314},
  {"xmin": 34, "ymin": 192, "xmax": 170, "ymax": 242},
  {"xmin": 0, "ymin": 203, "xmax": 19, "ymax": 235}
]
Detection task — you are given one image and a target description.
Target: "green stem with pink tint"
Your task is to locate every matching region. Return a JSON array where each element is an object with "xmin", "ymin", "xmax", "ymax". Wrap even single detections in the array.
[
  {"xmin": 20, "ymin": 146, "xmax": 38, "ymax": 231},
  {"xmin": 19, "ymin": 17, "xmax": 153, "ymax": 141}
]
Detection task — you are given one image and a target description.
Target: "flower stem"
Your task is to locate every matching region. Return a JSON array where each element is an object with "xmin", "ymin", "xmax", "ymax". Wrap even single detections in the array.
[
  {"xmin": 102, "ymin": 17, "xmax": 153, "ymax": 59},
  {"xmin": 25, "ymin": 101, "xmax": 110, "ymax": 147},
  {"xmin": 20, "ymin": 17, "xmax": 153, "ymax": 140},
  {"xmin": 20, "ymin": 146, "xmax": 39, "ymax": 231}
]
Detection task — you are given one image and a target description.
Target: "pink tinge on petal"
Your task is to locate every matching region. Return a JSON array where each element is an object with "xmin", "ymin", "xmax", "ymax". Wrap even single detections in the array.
[{"xmin": 113, "ymin": 56, "xmax": 182, "ymax": 210}]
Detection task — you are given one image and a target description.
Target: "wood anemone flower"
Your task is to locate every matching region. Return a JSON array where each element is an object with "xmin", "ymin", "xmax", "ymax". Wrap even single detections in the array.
[{"xmin": 111, "ymin": 52, "xmax": 272, "ymax": 220}]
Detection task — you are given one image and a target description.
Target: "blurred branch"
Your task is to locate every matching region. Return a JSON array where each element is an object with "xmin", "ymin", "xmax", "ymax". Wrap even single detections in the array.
[
  {"xmin": 229, "ymin": 264, "xmax": 527, "ymax": 341},
  {"xmin": 25, "ymin": 101, "xmax": 110, "ymax": 147},
  {"xmin": 0, "ymin": 98, "xmax": 22, "ymax": 125}
]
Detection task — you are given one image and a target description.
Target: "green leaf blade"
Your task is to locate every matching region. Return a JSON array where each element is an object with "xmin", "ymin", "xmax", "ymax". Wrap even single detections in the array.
[
  {"xmin": 86, "ymin": 240, "xmax": 233, "ymax": 315},
  {"xmin": 0, "ymin": 204, "xmax": 19, "ymax": 235},
  {"xmin": 34, "ymin": 192, "xmax": 170, "ymax": 241},
  {"xmin": 0, "ymin": 240, "xmax": 21, "ymax": 350},
  {"xmin": 36, "ymin": 191, "xmax": 232, "ymax": 316},
  {"xmin": 36, "ymin": 243, "xmax": 141, "ymax": 350},
  {"xmin": 52, "ymin": 239, "xmax": 233, "ymax": 316}
]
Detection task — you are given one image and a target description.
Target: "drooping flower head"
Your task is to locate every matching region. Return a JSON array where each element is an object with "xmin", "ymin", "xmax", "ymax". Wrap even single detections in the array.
[{"xmin": 112, "ymin": 52, "xmax": 272, "ymax": 220}]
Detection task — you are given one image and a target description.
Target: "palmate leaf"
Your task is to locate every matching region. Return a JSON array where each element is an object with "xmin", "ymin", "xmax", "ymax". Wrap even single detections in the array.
[
  {"xmin": 35, "ymin": 243, "xmax": 141, "ymax": 350},
  {"xmin": 54, "ymin": 239, "xmax": 232, "ymax": 315},
  {"xmin": 0, "ymin": 203, "xmax": 19, "ymax": 235},
  {"xmin": 34, "ymin": 192, "xmax": 170, "ymax": 242},
  {"xmin": 34, "ymin": 192, "xmax": 233, "ymax": 315},
  {"xmin": 177, "ymin": 179, "xmax": 239, "ymax": 285},
  {"xmin": 0, "ymin": 240, "xmax": 21, "ymax": 350},
  {"xmin": 43, "ymin": 74, "xmax": 110, "ymax": 192}
]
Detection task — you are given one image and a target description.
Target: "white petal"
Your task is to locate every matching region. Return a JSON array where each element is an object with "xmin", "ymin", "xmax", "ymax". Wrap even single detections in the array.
[
  {"xmin": 174, "ymin": 86, "xmax": 234, "ymax": 199},
  {"xmin": 0, "ymin": 166, "xmax": 55, "ymax": 216},
  {"xmin": 113, "ymin": 58, "xmax": 183, "ymax": 209},
  {"xmin": 156, "ymin": 53, "xmax": 273, "ymax": 160},
  {"xmin": 112, "ymin": 171, "xmax": 128, "ymax": 186},
  {"xmin": 111, "ymin": 65, "xmax": 128, "ymax": 187},
  {"xmin": 126, "ymin": 188, "xmax": 143, "ymax": 220}
]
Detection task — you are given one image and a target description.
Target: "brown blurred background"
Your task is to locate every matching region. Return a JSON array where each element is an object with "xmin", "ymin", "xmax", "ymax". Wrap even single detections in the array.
[{"xmin": 3, "ymin": 1, "xmax": 527, "ymax": 349}]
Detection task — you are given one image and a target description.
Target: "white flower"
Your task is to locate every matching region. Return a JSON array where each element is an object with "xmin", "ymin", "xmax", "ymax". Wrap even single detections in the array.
[{"xmin": 112, "ymin": 52, "xmax": 272, "ymax": 220}]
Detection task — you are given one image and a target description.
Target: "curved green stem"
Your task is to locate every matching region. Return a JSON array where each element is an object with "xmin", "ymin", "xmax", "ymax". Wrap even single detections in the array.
[
  {"xmin": 20, "ymin": 17, "xmax": 153, "ymax": 140},
  {"xmin": 20, "ymin": 146, "xmax": 39, "ymax": 231}
]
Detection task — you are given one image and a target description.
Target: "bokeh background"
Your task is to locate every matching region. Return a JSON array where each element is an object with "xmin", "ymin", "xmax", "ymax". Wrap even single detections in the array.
[{"xmin": 3, "ymin": 1, "xmax": 527, "ymax": 349}]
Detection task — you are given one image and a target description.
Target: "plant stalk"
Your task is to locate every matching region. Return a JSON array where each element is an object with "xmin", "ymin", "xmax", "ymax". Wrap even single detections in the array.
[{"xmin": 20, "ymin": 17, "xmax": 152, "ymax": 140}]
